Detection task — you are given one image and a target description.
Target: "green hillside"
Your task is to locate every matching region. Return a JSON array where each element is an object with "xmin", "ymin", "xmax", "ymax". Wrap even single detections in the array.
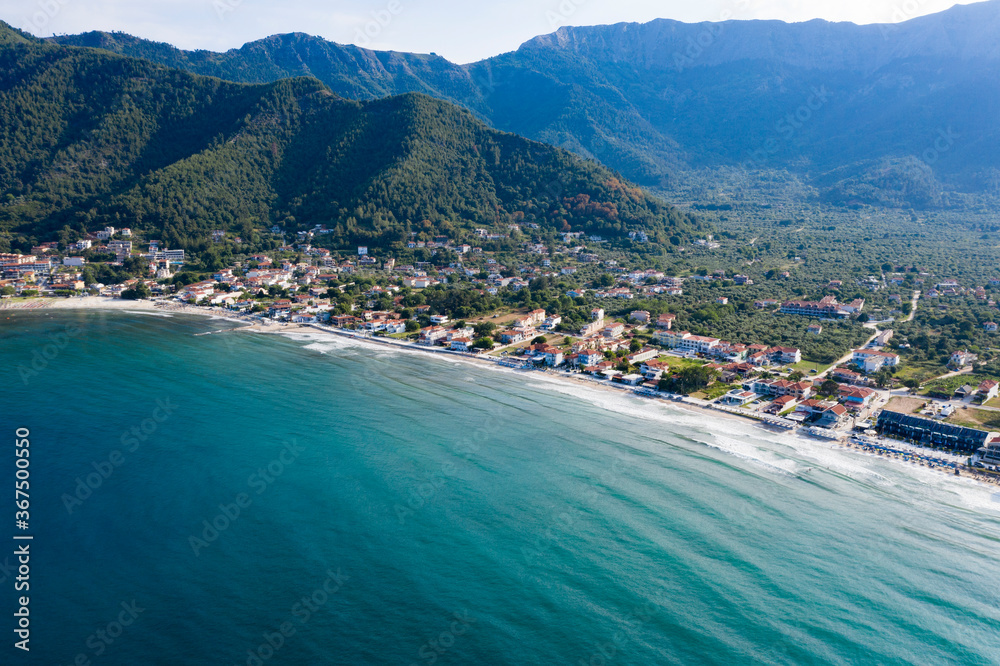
[
  {"xmin": 49, "ymin": 2, "xmax": 1000, "ymax": 208},
  {"xmin": 0, "ymin": 24, "xmax": 702, "ymax": 253}
]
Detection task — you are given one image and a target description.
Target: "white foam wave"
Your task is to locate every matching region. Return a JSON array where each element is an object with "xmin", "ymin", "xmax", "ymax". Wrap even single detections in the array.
[
  {"xmin": 514, "ymin": 372, "xmax": 997, "ymax": 500},
  {"xmin": 122, "ymin": 310, "xmax": 174, "ymax": 317},
  {"xmin": 266, "ymin": 331, "xmax": 1000, "ymax": 511},
  {"xmin": 281, "ymin": 329, "xmax": 407, "ymax": 357}
]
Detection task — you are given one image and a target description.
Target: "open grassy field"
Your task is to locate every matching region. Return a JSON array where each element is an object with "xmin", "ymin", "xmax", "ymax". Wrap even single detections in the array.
[
  {"xmin": 658, "ymin": 355, "xmax": 707, "ymax": 371},
  {"xmin": 945, "ymin": 407, "xmax": 1000, "ymax": 431},
  {"xmin": 883, "ymin": 396, "xmax": 928, "ymax": 415},
  {"xmin": 920, "ymin": 374, "xmax": 991, "ymax": 397},
  {"xmin": 893, "ymin": 363, "xmax": 949, "ymax": 384},
  {"xmin": 692, "ymin": 383, "xmax": 735, "ymax": 401},
  {"xmin": 791, "ymin": 359, "xmax": 832, "ymax": 375}
]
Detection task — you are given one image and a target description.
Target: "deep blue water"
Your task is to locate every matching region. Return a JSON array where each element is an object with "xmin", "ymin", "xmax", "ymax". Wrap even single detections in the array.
[{"xmin": 1, "ymin": 310, "xmax": 999, "ymax": 665}]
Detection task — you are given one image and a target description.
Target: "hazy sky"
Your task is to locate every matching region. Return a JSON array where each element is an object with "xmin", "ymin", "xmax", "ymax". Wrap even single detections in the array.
[{"xmin": 6, "ymin": 0, "xmax": 979, "ymax": 63}]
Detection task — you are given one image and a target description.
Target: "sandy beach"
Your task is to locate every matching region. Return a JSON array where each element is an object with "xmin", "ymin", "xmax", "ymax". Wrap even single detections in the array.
[
  {"xmin": 281, "ymin": 324, "xmax": 826, "ymax": 431},
  {"xmin": 3, "ymin": 296, "xmax": 177, "ymax": 312},
  {"xmin": 275, "ymin": 324, "xmax": 1000, "ymax": 491},
  {"xmin": 8, "ymin": 297, "xmax": 999, "ymax": 491},
  {"xmin": 3, "ymin": 296, "xmax": 262, "ymax": 324}
]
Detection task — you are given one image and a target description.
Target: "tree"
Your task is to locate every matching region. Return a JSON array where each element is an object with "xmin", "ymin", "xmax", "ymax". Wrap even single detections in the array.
[
  {"xmin": 532, "ymin": 336, "xmax": 547, "ymax": 345},
  {"xmin": 788, "ymin": 371, "xmax": 804, "ymax": 381},
  {"xmin": 121, "ymin": 282, "xmax": 152, "ymax": 300},
  {"xmin": 820, "ymin": 379, "xmax": 840, "ymax": 396},
  {"xmin": 660, "ymin": 365, "xmax": 717, "ymax": 395},
  {"xmin": 474, "ymin": 321, "xmax": 496, "ymax": 338},
  {"xmin": 405, "ymin": 320, "xmax": 420, "ymax": 332},
  {"xmin": 473, "ymin": 337, "xmax": 494, "ymax": 350},
  {"xmin": 629, "ymin": 339, "xmax": 642, "ymax": 352}
]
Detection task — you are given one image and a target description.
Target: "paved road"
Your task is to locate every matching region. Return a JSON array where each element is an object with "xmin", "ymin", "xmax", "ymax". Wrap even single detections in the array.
[
  {"xmin": 815, "ymin": 292, "xmax": 919, "ymax": 383},
  {"xmin": 931, "ymin": 366, "xmax": 974, "ymax": 382},
  {"xmin": 905, "ymin": 290, "xmax": 921, "ymax": 322},
  {"xmin": 816, "ymin": 326, "xmax": 882, "ymax": 380}
]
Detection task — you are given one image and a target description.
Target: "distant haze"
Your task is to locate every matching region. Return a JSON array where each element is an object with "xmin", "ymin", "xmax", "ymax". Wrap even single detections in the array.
[{"xmin": 4, "ymin": 0, "xmax": 981, "ymax": 63}]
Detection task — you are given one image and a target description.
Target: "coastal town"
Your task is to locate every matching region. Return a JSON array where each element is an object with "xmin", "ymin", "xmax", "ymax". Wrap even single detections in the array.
[{"xmin": 5, "ymin": 226, "xmax": 1000, "ymax": 482}]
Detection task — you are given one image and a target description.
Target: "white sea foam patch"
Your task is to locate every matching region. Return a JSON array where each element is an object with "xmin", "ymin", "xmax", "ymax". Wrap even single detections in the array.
[
  {"xmin": 520, "ymin": 374, "xmax": 942, "ymax": 487},
  {"xmin": 933, "ymin": 478, "xmax": 1000, "ymax": 513},
  {"xmin": 122, "ymin": 310, "xmax": 174, "ymax": 317},
  {"xmin": 787, "ymin": 445, "xmax": 894, "ymax": 485},
  {"xmin": 878, "ymin": 458, "xmax": 1000, "ymax": 514},
  {"xmin": 523, "ymin": 373, "xmax": 730, "ymax": 431},
  {"xmin": 207, "ymin": 314, "xmax": 246, "ymax": 323},
  {"xmin": 693, "ymin": 433, "xmax": 803, "ymax": 476},
  {"xmin": 282, "ymin": 331, "xmax": 361, "ymax": 345},
  {"xmin": 522, "ymin": 372, "xmax": 1000, "ymax": 510},
  {"xmin": 280, "ymin": 330, "xmax": 406, "ymax": 357},
  {"xmin": 520, "ymin": 374, "xmax": 809, "ymax": 474}
]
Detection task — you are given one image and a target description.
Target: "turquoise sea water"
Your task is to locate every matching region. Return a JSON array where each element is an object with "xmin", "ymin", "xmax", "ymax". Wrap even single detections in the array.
[{"xmin": 1, "ymin": 310, "xmax": 999, "ymax": 665}]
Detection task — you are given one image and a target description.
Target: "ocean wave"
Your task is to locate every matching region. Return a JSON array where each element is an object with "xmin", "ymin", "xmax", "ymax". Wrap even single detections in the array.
[
  {"xmin": 271, "ymin": 331, "xmax": 1000, "ymax": 510},
  {"xmin": 281, "ymin": 330, "xmax": 407, "ymax": 357},
  {"xmin": 514, "ymin": 373, "xmax": 981, "ymax": 492},
  {"xmin": 122, "ymin": 310, "xmax": 174, "ymax": 317},
  {"xmin": 519, "ymin": 375, "xmax": 808, "ymax": 474}
]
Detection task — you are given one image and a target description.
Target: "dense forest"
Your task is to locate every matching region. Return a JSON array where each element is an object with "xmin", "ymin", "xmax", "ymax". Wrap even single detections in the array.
[
  {"xmin": 51, "ymin": 3, "xmax": 1000, "ymax": 210},
  {"xmin": 0, "ymin": 22, "xmax": 704, "ymax": 253}
]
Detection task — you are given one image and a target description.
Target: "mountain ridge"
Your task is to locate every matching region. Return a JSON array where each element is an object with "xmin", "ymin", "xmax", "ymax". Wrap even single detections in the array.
[
  {"xmin": 41, "ymin": 1, "xmax": 1000, "ymax": 206},
  {"xmin": 0, "ymin": 28, "xmax": 701, "ymax": 251}
]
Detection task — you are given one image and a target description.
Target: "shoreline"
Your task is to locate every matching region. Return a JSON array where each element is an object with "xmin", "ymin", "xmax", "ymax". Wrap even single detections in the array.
[
  {"xmin": 285, "ymin": 324, "xmax": 1000, "ymax": 490},
  {"xmin": 2, "ymin": 296, "xmax": 261, "ymax": 326},
  {"xmin": 9, "ymin": 298, "xmax": 1000, "ymax": 493},
  {"xmin": 279, "ymin": 323, "xmax": 756, "ymax": 428}
]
